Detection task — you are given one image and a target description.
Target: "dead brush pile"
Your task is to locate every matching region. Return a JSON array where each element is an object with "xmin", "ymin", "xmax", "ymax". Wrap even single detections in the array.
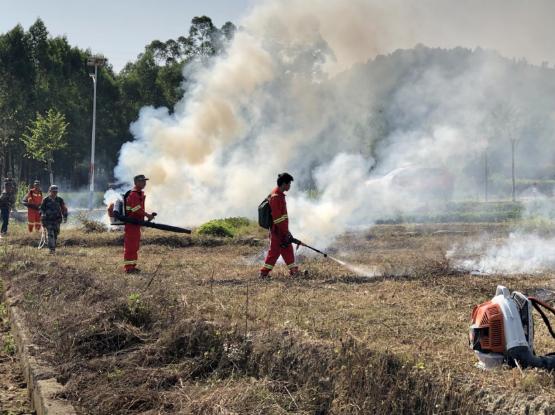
[
  {"xmin": 3, "ymin": 222, "xmax": 555, "ymax": 414},
  {"xmin": 1, "ymin": 252, "xmax": 482, "ymax": 414}
]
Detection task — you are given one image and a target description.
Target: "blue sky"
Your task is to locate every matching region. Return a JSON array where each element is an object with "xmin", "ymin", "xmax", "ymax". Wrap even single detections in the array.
[
  {"xmin": 0, "ymin": 0, "xmax": 251, "ymax": 72},
  {"xmin": 2, "ymin": 0, "xmax": 554, "ymax": 74}
]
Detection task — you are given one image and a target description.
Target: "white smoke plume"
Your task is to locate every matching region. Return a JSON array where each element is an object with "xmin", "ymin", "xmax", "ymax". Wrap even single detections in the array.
[
  {"xmin": 448, "ymin": 233, "xmax": 555, "ymax": 275},
  {"xmin": 448, "ymin": 198, "xmax": 555, "ymax": 275},
  {"xmin": 111, "ymin": 0, "xmax": 555, "ymax": 245}
]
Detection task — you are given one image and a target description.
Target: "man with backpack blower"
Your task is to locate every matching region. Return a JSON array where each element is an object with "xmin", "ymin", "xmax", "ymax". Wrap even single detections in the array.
[
  {"xmin": 259, "ymin": 173, "xmax": 302, "ymax": 279},
  {"xmin": 123, "ymin": 174, "xmax": 155, "ymax": 274}
]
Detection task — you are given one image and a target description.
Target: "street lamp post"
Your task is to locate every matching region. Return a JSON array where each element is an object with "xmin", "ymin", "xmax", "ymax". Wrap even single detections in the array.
[
  {"xmin": 483, "ymin": 135, "xmax": 488, "ymax": 203},
  {"xmin": 87, "ymin": 57, "xmax": 106, "ymax": 212}
]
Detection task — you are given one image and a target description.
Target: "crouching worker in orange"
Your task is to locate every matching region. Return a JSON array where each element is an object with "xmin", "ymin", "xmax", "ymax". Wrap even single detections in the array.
[
  {"xmin": 26, "ymin": 180, "xmax": 43, "ymax": 232},
  {"xmin": 124, "ymin": 174, "xmax": 155, "ymax": 273},
  {"xmin": 259, "ymin": 173, "xmax": 300, "ymax": 280}
]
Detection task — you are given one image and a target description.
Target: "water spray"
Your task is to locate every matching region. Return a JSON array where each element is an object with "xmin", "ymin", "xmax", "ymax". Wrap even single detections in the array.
[
  {"xmin": 327, "ymin": 256, "xmax": 345, "ymax": 265},
  {"xmin": 285, "ymin": 237, "xmax": 379, "ymax": 278},
  {"xmin": 328, "ymin": 255, "xmax": 381, "ymax": 278}
]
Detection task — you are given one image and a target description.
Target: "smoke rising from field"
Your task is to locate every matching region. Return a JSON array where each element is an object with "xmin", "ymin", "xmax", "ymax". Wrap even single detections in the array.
[
  {"xmin": 447, "ymin": 198, "xmax": 555, "ymax": 275},
  {"xmin": 112, "ymin": 0, "xmax": 555, "ymax": 245},
  {"xmin": 448, "ymin": 233, "xmax": 555, "ymax": 275}
]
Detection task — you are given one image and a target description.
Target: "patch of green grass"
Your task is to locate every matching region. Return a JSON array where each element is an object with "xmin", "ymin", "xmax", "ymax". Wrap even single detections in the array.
[
  {"xmin": 198, "ymin": 220, "xmax": 235, "ymax": 237},
  {"xmin": 2, "ymin": 336, "xmax": 15, "ymax": 355},
  {"xmin": 197, "ymin": 217, "xmax": 256, "ymax": 238}
]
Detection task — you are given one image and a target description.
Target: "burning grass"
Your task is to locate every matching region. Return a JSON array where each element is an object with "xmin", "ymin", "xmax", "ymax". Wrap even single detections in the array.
[{"xmin": 1, "ymin": 222, "xmax": 555, "ymax": 413}]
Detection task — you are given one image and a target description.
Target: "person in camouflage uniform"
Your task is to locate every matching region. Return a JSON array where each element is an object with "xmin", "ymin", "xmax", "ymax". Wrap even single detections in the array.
[
  {"xmin": 4, "ymin": 172, "xmax": 17, "ymax": 198},
  {"xmin": 0, "ymin": 180, "xmax": 16, "ymax": 235},
  {"xmin": 40, "ymin": 185, "xmax": 68, "ymax": 253}
]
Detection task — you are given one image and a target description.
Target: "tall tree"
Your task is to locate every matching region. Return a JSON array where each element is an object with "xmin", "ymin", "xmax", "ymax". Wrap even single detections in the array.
[
  {"xmin": 21, "ymin": 109, "xmax": 69, "ymax": 185},
  {"xmin": 188, "ymin": 16, "xmax": 220, "ymax": 63}
]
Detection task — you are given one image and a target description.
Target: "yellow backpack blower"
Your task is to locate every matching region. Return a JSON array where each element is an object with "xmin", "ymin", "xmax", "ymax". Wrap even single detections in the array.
[{"xmin": 469, "ymin": 285, "xmax": 555, "ymax": 370}]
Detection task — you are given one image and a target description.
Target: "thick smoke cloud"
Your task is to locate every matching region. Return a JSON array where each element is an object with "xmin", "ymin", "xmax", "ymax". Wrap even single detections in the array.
[
  {"xmin": 111, "ymin": 0, "xmax": 555, "ymax": 246},
  {"xmin": 448, "ymin": 233, "xmax": 555, "ymax": 275}
]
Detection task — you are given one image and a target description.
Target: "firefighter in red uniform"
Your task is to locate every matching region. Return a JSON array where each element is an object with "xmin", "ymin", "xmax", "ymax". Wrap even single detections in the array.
[
  {"xmin": 259, "ymin": 173, "xmax": 300, "ymax": 279},
  {"xmin": 124, "ymin": 174, "xmax": 155, "ymax": 273},
  {"xmin": 26, "ymin": 180, "xmax": 43, "ymax": 232}
]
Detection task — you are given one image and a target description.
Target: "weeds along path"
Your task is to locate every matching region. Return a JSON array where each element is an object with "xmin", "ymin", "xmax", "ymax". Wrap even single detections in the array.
[
  {"xmin": 1, "ymin": 222, "xmax": 555, "ymax": 413},
  {"xmin": 0, "ymin": 279, "xmax": 34, "ymax": 415}
]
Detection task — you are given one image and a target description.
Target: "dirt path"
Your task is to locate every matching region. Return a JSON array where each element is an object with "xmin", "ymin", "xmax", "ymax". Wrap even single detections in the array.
[{"xmin": 0, "ymin": 308, "xmax": 34, "ymax": 415}]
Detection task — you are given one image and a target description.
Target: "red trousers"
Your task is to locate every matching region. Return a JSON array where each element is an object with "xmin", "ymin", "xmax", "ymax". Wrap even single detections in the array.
[
  {"xmin": 260, "ymin": 229, "xmax": 299, "ymax": 275},
  {"xmin": 28, "ymin": 209, "xmax": 41, "ymax": 232},
  {"xmin": 124, "ymin": 224, "xmax": 141, "ymax": 271}
]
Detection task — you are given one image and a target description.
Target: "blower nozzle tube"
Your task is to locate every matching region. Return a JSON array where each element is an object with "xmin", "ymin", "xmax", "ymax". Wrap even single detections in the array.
[
  {"xmin": 114, "ymin": 211, "xmax": 191, "ymax": 234},
  {"xmin": 508, "ymin": 346, "xmax": 555, "ymax": 370},
  {"xmin": 289, "ymin": 237, "xmax": 327, "ymax": 257},
  {"xmin": 22, "ymin": 201, "xmax": 40, "ymax": 211}
]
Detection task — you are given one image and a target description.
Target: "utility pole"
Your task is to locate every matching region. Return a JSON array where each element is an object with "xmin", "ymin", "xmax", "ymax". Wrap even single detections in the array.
[
  {"xmin": 483, "ymin": 136, "xmax": 488, "ymax": 202},
  {"xmin": 87, "ymin": 57, "xmax": 106, "ymax": 212}
]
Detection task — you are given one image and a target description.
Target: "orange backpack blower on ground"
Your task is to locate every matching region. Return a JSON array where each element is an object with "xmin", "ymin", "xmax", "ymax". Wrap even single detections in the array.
[{"xmin": 470, "ymin": 285, "xmax": 555, "ymax": 370}]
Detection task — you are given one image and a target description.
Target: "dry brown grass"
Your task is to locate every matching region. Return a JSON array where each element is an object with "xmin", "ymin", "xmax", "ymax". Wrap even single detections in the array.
[{"xmin": 1, "ymin": 221, "xmax": 555, "ymax": 414}]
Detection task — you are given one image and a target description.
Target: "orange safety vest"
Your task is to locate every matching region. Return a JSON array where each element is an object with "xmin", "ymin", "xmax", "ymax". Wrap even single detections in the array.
[{"xmin": 27, "ymin": 189, "xmax": 43, "ymax": 206}]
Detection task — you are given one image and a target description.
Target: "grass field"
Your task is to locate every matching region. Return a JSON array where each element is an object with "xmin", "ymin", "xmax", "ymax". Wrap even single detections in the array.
[{"xmin": 1, "ymin": 221, "xmax": 555, "ymax": 414}]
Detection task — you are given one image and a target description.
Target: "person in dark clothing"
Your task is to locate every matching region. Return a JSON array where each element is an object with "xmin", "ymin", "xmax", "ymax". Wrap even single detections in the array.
[
  {"xmin": 0, "ymin": 181, "xmax": 16, "ymax": 235},
  {"xmin": 40, "ymin": 185, "xmax": 68, "ymax": 253}
]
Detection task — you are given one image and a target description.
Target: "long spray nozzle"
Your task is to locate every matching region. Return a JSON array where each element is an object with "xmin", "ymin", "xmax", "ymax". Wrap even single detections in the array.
[{"xmin": 289, "ymin": 237, "xmax": 328, "ymax": 257}]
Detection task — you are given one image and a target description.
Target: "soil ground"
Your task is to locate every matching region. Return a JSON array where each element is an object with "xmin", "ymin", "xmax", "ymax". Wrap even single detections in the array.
[{"xmin": 1, "ymin": 221, "xmax": 555, "ymax": 414}]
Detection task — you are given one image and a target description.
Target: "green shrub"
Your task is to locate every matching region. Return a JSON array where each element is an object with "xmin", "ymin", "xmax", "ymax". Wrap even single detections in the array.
[
  {"xmin": 197, "ymin": 217, "xmax": 253, "ymax": 238},
  {"xmin": 198, "ymin": 220, "xmax": 237, "ymax": 237},
  {"xmin": 221, "ymin": 217, "xmax": 251, "ymax": 229},
  {"xmin": 15, "ymin": 182, "xmax": 28, "ymax": 210}
]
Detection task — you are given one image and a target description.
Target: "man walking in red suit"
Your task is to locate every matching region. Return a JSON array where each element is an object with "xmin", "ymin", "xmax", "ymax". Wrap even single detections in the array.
[
  {"xmin": 259, "ymin": 173, "xmax": 300, "ymax": 279},
  {"xmin": 124, "ymin": 174, "xmax": 155, "ymax": 273},
  {"xmin": 26, "ymin": 180, "xmax": 43, "ymax": 232}
]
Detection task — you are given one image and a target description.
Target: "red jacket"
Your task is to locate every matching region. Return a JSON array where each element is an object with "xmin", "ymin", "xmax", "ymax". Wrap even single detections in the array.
[
  {"xmin": 125, "ymin": 186, "xmax": 147, "ymax": 220},
  {"xmin": 269, "ymin": 187, "xmax": 289, "ymax": 235},
  {"xmin": 27, "ymin": 189, "xmax": 43, "ymax": 207}
]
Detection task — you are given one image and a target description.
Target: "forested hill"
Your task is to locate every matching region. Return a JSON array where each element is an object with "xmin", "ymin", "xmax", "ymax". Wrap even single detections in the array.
[
  {"xmin": 333, "ymin": 45, "xmax": 555, "ymax": 180},
  {"xmin": 0, "ymin": 17, "xmax": 236, "ymax": 189},
  {"xmin": 1, "ymin": 18, "xmax": 554, "ymax": 190}
]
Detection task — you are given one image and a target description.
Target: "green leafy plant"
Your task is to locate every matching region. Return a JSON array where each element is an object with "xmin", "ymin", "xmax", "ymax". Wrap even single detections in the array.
[
  {"xmin": 197, "ymin": 217, "xmax": 252, "ymax": 238},
  {"xmin": 125, "ymin": 293, "xmax": 151, "ymax": 327},
  {"xmin": 2, "ymin": 337, "xmax": 15, "ymax": 355},
  {"xmin": 198, "ymin": 220, "xmax": 235, "ymax": 237},
  {"xmin": 21, "ymin": 109, "xmax": 69, "ymax": 185}
]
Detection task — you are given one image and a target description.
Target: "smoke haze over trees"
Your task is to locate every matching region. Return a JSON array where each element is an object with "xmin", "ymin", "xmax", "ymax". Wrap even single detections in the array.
[{"xmin": 1, "ymin": 13, "xmax": 554, "ymax": 202}]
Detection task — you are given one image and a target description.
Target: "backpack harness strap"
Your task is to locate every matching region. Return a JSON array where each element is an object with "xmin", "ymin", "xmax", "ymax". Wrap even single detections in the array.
[{"xmin": 270, "ymin": 193, "xmax": 282, "ymax": 234}]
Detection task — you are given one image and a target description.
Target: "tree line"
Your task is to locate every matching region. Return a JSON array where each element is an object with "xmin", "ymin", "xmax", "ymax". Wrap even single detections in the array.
[
  {"xmin": 0, "ymin": 16, "xmax": 236, "ymax": 190},
  {"xmin": 2, "ymin": 18, "xmax": 554, "ymax": 201}
]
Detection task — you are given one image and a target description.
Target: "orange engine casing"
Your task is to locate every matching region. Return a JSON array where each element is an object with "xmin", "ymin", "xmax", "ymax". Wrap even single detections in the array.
[
  {"xmin": 108, "ymin": 202, "xmax": 115, "ymax": 218},
  {"xmin": 470, "ymin": 301, "xmax": 505, "ymax": 353}
]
